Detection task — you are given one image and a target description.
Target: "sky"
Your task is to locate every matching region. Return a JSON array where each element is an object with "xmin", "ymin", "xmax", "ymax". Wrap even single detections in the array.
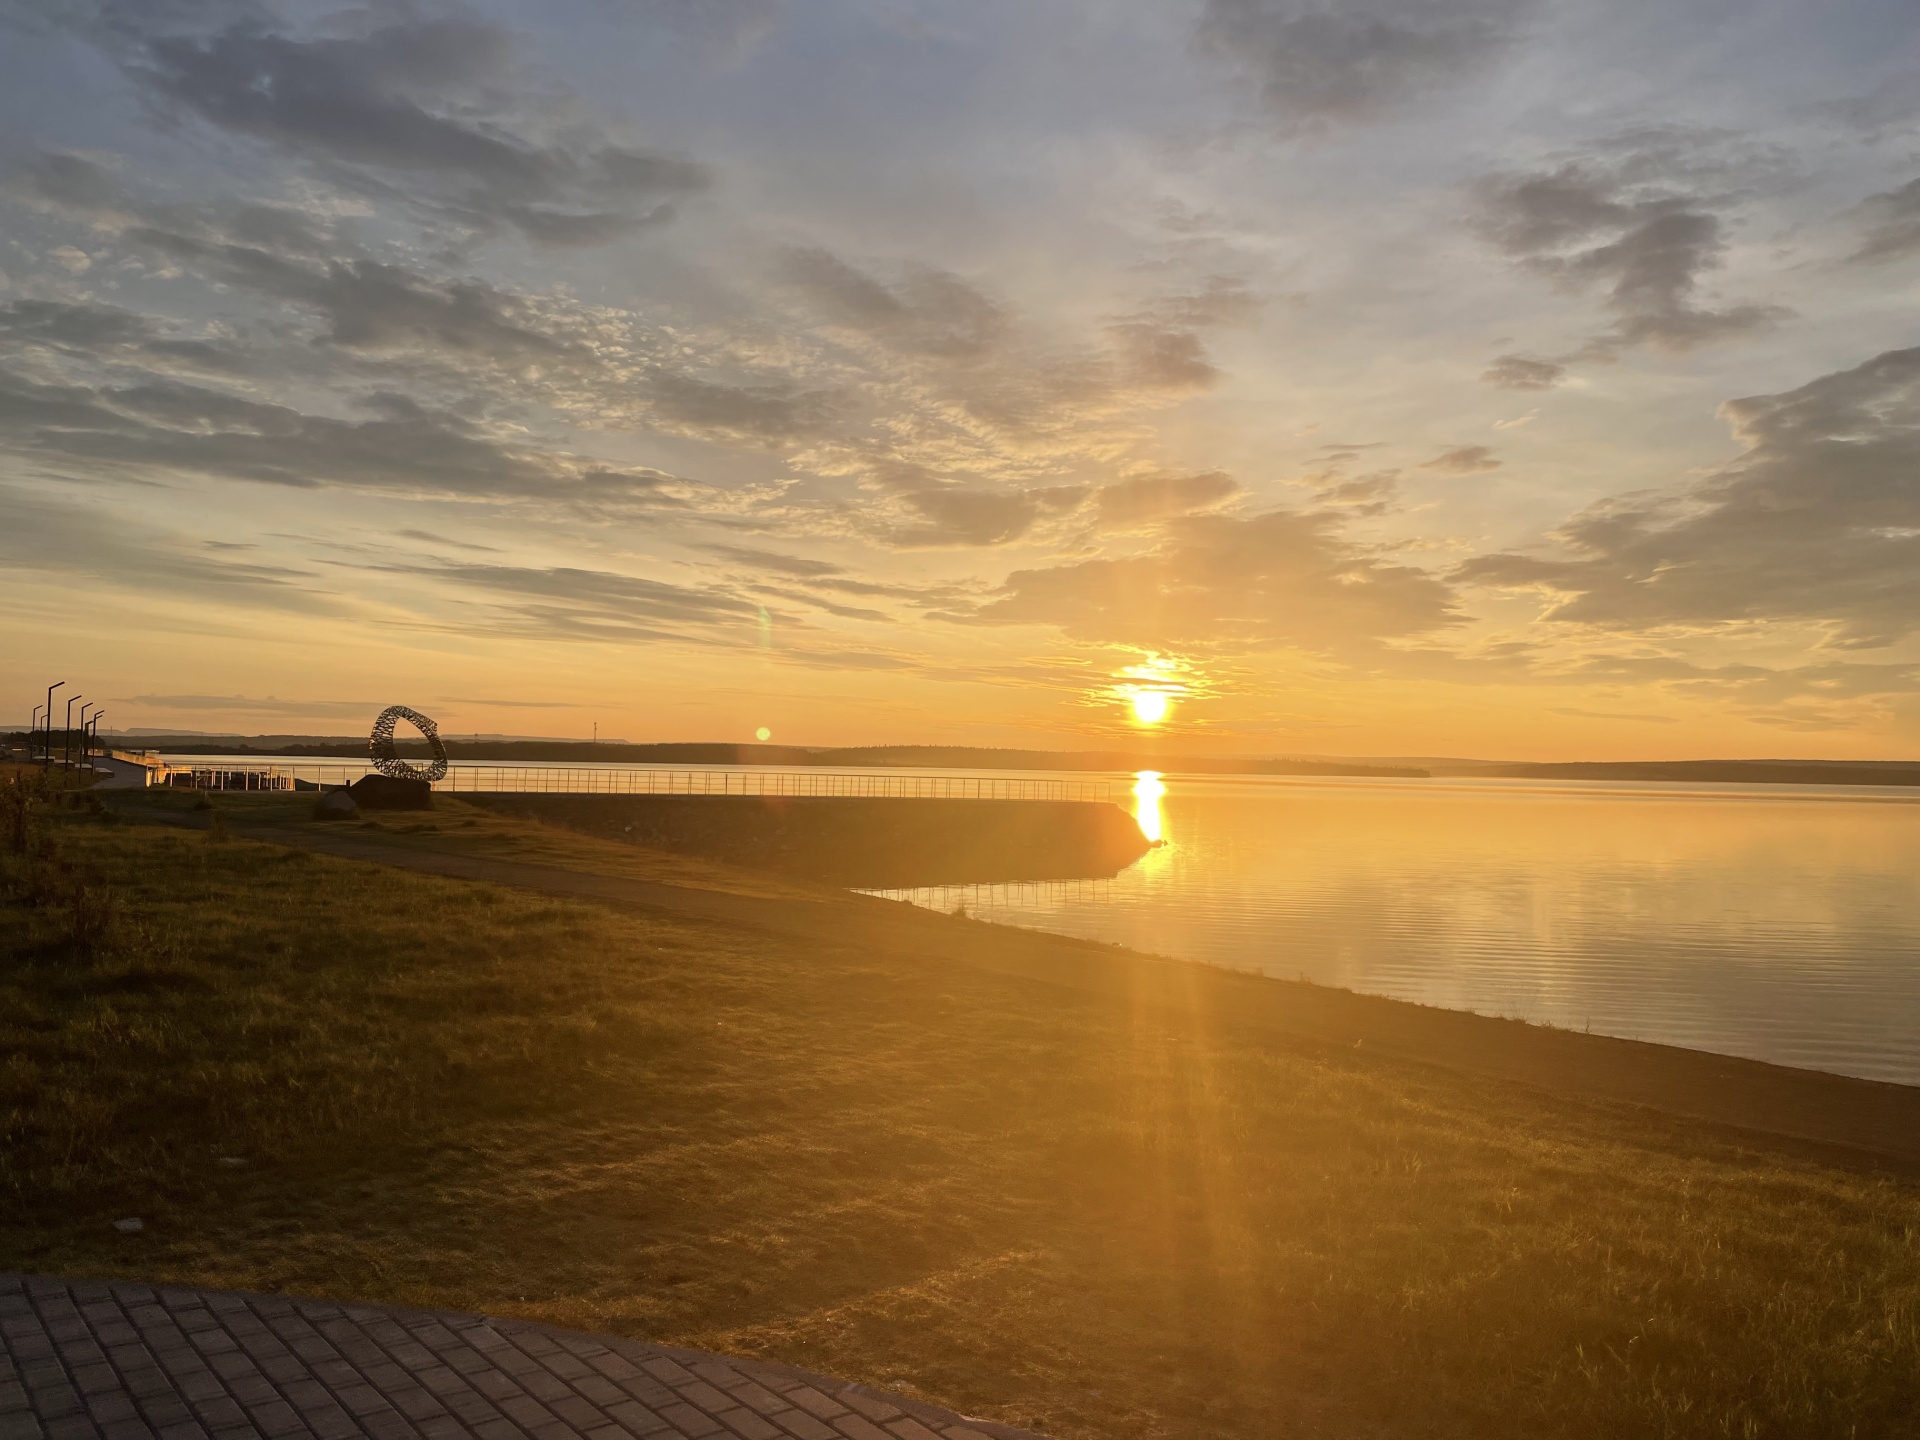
[{"xmin": 2, "ymin": 0, "xmax": 1919, "ymax": 759}]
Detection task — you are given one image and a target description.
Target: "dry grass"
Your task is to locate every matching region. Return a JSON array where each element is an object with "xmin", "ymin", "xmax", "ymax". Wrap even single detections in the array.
[
  {"xmin": 3, "ymin": 781, "xmax": 1919, "ymax": 1439},
  {"xmin": 143, "ymin": 787, "xmax": 826, "ymax": 900}
]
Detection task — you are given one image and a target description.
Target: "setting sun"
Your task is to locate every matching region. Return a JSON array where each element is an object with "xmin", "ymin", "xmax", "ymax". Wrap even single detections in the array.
[{"xmin": 1130, "ymin": 690, "xmax": 1171, "ymax": 726}]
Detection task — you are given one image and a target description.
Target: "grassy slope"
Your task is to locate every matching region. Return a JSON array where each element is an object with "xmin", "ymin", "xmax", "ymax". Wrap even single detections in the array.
[{"xmin": 3, "ymin": 788, "xmax": 1919, "ymax": 1439}]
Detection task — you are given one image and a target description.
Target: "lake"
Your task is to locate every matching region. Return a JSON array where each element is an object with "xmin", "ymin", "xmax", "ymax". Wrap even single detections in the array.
[{"xmin": 870, "ymin": 774, "xmax": 1920, "ymax": 1086}]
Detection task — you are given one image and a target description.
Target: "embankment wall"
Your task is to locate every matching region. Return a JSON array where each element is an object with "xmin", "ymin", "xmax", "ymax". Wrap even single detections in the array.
[{"xmin": 467, "ymin": 794, "xmax": 1151, "ymax": 887}]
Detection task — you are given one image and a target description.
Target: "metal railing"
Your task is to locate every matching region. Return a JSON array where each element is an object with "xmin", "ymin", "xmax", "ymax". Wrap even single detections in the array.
[{"xmin": 152, "ymin": 759, "xmax": 1116, "ymax": 802}]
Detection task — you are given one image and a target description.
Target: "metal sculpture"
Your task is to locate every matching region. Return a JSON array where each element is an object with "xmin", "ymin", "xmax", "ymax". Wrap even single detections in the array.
[{"xmin": 369, "ymin": 705, "xmax": 450, "ymax": 783}]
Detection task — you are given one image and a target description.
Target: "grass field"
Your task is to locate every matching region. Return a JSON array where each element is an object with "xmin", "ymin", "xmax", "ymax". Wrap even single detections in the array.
[{"xmin": 4, "ymin": 777, "xmax": 1919, "ymax": 1438}]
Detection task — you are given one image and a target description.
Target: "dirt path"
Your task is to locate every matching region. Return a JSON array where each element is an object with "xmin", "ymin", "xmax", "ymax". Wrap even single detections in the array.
[{"xmin": 167, "ymin": 810, "xmax": 1920, "ymax": 1176}]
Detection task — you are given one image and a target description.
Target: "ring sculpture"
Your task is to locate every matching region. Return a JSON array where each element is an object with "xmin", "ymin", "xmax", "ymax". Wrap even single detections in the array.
[{"xmin": 368, "ymin": 705, "xmax": 449, "ymax": 783}]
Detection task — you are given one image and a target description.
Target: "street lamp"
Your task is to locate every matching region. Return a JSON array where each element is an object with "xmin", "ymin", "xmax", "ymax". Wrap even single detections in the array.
[
  {"xmin": 43, "ymin": 681, "xmax": 64, "ymax": 769},
  {"xmin": 91, "ymin": 711, "xmax": 105, "ymax": 760},
  {"xmin": 78, "ymin": 704, "xmax": 98, "ymax": 765},
  {"xmin": 64, "ymin": 693, "xmax": 83, "ymax": 770},
  {"xmin": 30, "ymin": 705, "xmax": 42, "ymax": 762}
]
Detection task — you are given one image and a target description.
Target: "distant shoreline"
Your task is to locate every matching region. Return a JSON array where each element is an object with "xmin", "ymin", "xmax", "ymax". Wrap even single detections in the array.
[{"xmin": 72, "ymin": 733, "xmax": 1920, "ymax": 787}]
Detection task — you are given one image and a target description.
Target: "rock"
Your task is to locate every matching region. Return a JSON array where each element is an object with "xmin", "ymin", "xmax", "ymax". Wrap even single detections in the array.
[
  {"xmin": 112, "ymin": 1217, "xmax": 143, "ymax": 1233},
  {"xmin": 349, "ymin": 774, "xmax": 433, "ymax": 811},
  {"xmin": 313, "ymin": 790, "xmax": 359, "ymax": 821},
  {"xmin": 217, "ymin": 1156, "xmax": 247, "ymax": 1169}
]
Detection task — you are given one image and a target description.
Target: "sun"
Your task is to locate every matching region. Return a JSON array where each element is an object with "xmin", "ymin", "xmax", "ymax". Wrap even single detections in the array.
[{"xmin": 1130, "ymin": 689, "xmax": 1171, "ymax": 726}]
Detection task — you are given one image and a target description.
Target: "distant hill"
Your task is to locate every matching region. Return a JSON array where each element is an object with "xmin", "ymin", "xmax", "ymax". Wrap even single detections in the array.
[{"xmin": 1478, "ymin": 760, "xmax": 1920, "ymax": 788}]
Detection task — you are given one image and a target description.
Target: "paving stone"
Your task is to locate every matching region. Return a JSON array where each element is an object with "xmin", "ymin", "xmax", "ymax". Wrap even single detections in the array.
[
  {"xmin": 82, "ymin": 1397, "xmax": 137, "ymax": 1428},
  {"xmin": 518, "ymin": 1379, "xmax": 574, "ymax": 1411},
  {"xmin": 707, "ymin": 1409, "xmax": 778, "ymax": 1440},
  {"xmin": 779, "ymin": 1391, "xmax": 846, "ymax": 1424},
  {"xmin": 599, "ymin": 1402, "xmax": 664, "ymax": 1436},
  {"xmin": 670, "ymin": 1383, "xmax": 733, "ymax": 1417},
  {"xmin": 136, "ymin": 1399, "xmax": 194, "ymax": 1431},
  {"xmin": 537, "ymin": 1401, "xmax": 599, "ymax": 1434},
  {"xmin": 765, "ymin": 1411, "xmax": 836, "ymax": 1440},
  {"xmin": 832, "ymin": 1396, "xmax": 900, "ymax": 1427},
  {"xmin": 247, "ymin": 1401, "xmax": 306, "ymax": 1440},
  {"xmin": 1, "ymin": 1280, "xmax": 1035, "ymax": 1440},
  {"xmin": 654, "ymin": 1403, "xmax": 722, "ymax": 1438}
]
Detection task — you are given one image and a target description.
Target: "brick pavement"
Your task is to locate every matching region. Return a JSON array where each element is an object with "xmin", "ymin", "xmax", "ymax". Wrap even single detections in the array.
[{"xmin": 0, "ymin": 1277, "xmax": 1040, "ymax": 1440}]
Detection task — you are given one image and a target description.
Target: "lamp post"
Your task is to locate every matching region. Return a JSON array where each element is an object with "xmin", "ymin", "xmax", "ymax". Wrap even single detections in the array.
[
  {"xmin": 91, "ymin": 712, "xmax": 105, "ymax": 760},
  {"xmin": 43, "ymin": 682, "xmax": 63, "ymax": 769},
  {"xmin": 30, "ymin": 705, "xmax": 42, "ymax": 762},
  {"xmin": 64, "ymin": 694, "xmax": 82, "ymax": 770},
  {"xmin": 78, "ymin": 704, "xmax": 98, "ymax": 766}
]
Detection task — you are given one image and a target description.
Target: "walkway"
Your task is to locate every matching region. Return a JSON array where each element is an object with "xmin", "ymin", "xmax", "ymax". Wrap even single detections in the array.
[{"xmin": 0, "ymin": 1276, "xmax": 1036, "ymax": 1440}]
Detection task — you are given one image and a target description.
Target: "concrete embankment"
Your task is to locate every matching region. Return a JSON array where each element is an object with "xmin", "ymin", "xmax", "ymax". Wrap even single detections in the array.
[{"xmin": 466, "ymin": 793, "xmax": 1151, "ymax": 887}]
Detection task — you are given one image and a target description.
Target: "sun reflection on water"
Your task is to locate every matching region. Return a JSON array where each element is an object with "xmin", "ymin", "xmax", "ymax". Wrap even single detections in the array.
[{"xmin": 1132, "ymin": 770, "xmax": 1166, "ymax": 844}]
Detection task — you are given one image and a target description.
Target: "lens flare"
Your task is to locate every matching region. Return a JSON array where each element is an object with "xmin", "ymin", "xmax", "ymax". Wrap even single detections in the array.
[{"xmin": 1130, "ymin": 689, "xmax": 1171, "ymax": 725}]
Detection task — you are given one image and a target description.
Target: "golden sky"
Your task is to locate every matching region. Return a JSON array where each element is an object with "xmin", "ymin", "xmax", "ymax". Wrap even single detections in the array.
[{"xmin": 5, "ymin": 1, "xmax": 1920, "ymax": 759}]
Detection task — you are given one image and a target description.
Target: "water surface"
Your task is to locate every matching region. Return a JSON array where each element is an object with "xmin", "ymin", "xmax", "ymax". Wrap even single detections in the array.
[{"xmin": 873, "ymin": 775, "xmax": 1920, "ymax": 1086}]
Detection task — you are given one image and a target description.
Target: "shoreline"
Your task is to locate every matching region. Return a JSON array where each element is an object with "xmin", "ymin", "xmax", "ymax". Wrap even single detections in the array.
[{"xmin": 149, "ymin": 799, "xmax": 1920, "ymax": 1177}]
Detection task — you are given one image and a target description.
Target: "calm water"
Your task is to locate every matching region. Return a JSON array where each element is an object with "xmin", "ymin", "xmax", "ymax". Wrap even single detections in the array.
[{"xmin": 872, "ymin": 775, "xmax": 1920, "ymax": 1086}]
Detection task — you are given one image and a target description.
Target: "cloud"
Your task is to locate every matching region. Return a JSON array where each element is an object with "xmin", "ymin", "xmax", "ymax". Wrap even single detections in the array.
[
  {"xmin": 779, "ymin": 247, "xmax": 1008, "ymax": 359},
  {"xmin": 125, "ymin": 229, "xmax": 576, "ymax": 362},
  {"xmin": 1473, "ymin": 153, "xmax": 1785, "ymax": 355},
  {"xmin": 1549, "ymin": 706, "xmax": 1678, "ymax": 724},
  {"xmin": 0, "ymin": 297, "xmax": 251, "ymax": 375},
  {"xmin": 889, "ymin": 486, "xmax": 1058, "ymax": 548},
  {"xmin": 1482, "ymin": 354, "xmax": 1564, "ymax": 390},
  {"xmin": 394, "ymin": 529, "xmax": 503, "ymax": 554},
  {"xmin": 439, "ymin": 696, "xmax": 577, "ymax": 709},
  {"xmin": 1094, "ymin": 471, "xmax": 1240, "ymax": 528},
  {"xmin": 367, "ymin": 558, "xmax": 760, "ymax": 644},
  {"xmin": 23, "ymin": 172, "xmax": 835, "ymax": 444},
  {"xmin": 971, "ymin": 508, "xmax": 1460, "ymax": 650},
  {"xmin": 1314, "ymin": 470, "xmax": 1399, "ymax": 513},
  {"xmin": 100, "ymin": 11, "xmax": 708, "ymax": 244},
  {"xmin": 1456, "ymin": 346, "xmax": 1920, "ymax": 647},
  {"xmin": 1195, "ymin": 0, "xmax": 1534, "ymax": 128},
  {"xmin": 644, "ymin": 370, "xmax": 835, "ymax": 442},
  {"xmin": 0, "ymin": 363, "xmax": 698, "ymax": 513},
  {"xmin": 0, "ymin": 484, "xmax": 338, "ymax": 613},
  {"xmin": 123, "ymin": 693, "xmax": 384, "ymax": 717},
  {"xmin": 1420, "ymin": 445, "xmax": 1501, "ymax": 475},
  {"xmin": 698, "ymin": 544, "xmax": 846, "ymax": 578},
  {"xmin": 609, "ymin": 0, "xmax": 784, "ymax": 66},
  {"xmin": 777, "ymin": 244, "xmax": 1222, "ymax": 453},
  {"xmin": 1847, "ymin": 177, "xmax": 1920, "ymax": 264}
]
